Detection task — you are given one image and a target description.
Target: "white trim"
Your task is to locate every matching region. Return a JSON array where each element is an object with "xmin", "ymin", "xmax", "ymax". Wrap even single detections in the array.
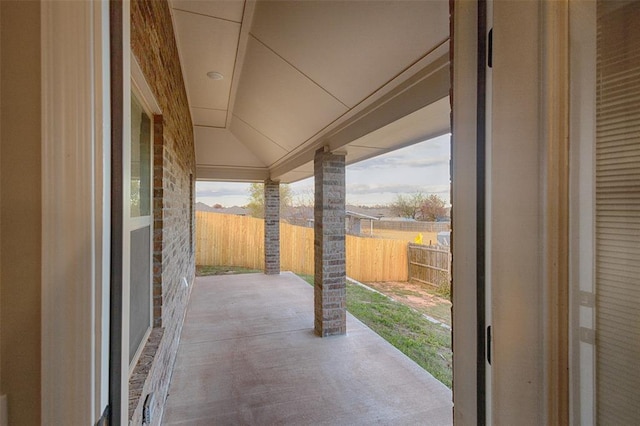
[
  {"xmin": 225, "ymin": 0, "xmax": 257, "ymax": 128},
  {"xmin": 485, "ymin": 2, "xmax": 493, "ymax": 422},
  {"xmin": 131, "ymin": 53, "xmax": 162, "ymax": 115},
  {"xmin": 41, "ymin": 1, "xmax": 110, "ymax": 423},
  {"xmin": 129, "ymin": 325, "xmax": 152, "ymax": 373},
  {"xmin": 490, "ymin": 1, "xmax": 544, "ymax": 422},
  {"xmin": 196, "ymin": 164, "xmax": 270, "ymax": 182},
  {"xmin": 127, "ymin": 88, "xmax": 154, "ymax": 375},
  {"xmin": 568, "ymin": 2, "xmax": 597, "ymax": 424},
  {"xmin": 119, "ymin": 2, "xmax": 132, "ymax": 423},
  {"xmin": 451, "ymin": 2, "xmax": 478, "ymax": 423},
  {"xmin": 94, "ymin": 0, "xmax": 111, "ymax": 419},
  {"xmin": 129, "ymin": 215, "xmax": 152, "ymax": 231}
]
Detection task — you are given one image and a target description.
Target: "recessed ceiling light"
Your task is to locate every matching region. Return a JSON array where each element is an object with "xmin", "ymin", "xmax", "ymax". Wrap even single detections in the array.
[{"xmin": 206, "ymin": 71, "xmax": 224, "ymax": 80}]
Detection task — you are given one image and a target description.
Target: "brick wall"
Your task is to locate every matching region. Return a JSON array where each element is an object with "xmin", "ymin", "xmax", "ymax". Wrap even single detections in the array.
[{"xmin": 130, "ymin": 0, "xmax": 196, "ymax": 423}]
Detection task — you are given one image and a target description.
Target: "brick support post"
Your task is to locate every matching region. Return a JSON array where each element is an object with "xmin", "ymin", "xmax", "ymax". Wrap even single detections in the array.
[
  {"xmin": 264, "ymin": 179, "xmax": 280, "ymax": 275},
  {"xmin": 314, "ymin": 148, "xmax": 346, "ymax": 336}
]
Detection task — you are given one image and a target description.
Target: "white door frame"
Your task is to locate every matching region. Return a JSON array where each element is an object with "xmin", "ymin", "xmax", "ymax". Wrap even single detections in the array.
[
  {"xmin": 41, "ymin": 0, "xmax": 111, "ymax": 422},
  {"xmin": 451, "ymin": 1, "xmax": 480, "ymax": 423},
  {"xmin": 567, "ymin": 2, "xmax": 597, "ymax": 424},
  {"xmin": 452, "ymin": 1, "xmax": 571, "ymax": 424},
  {"xmin": 115, "ymin": 2, "xmax": 132, "ymax": 423}
]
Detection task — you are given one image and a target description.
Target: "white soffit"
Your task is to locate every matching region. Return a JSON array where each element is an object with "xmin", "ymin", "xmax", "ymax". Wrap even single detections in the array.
[
  {"xmin": 347, "ymin": 96, "xmax": 451, "ymax": 151},
  {"xmin": 277, "ymin": 167, "xmax": 315, "ymax": 184},
  {"xmin": 229, "ymin": 116, "xmax": 288, "ymax": 166},
  {"xmin": 250, "ymin": 0, "xmax": 449, "ymax": 108},
  {"xmin": 195, "ymin": 126, "xmax": 266, "ymax": 168},
  {"xmin": 344, "ymin": 146, "xmax": 385, "ymax": 164},
  {"xmin": 191, "ymin": 107, "xmax": 227, "ymax": 128},
  {"xmin": 171, "ymin": 0, "xmax": 245, "ymax": 22},
  {"xmin": 233, "ymin": 36, "xmax": 349, "ymax": 151},
  {"xmin": 274, "ymin": 98, "xmax": 450, "ymax": 183},
  {"xmin": 169, "ymin": 0, "xmax": 452, "ymax": 182},
  {"xmin": 172, "ymin": 9, "xmax": 240, "ymax": 114},
  {"xmin": 196, "ymin": 166, "xmax": 269, "ymax": 182}
]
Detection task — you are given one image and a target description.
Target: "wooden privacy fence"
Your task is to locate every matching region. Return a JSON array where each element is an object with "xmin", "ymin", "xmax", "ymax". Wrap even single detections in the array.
[
  {"xmin": 361, "ymin": 219, "xmax": 451, "ymax": 233},
  {"xmin": 196, "ymin": 211, "xmax": 408, "ymax": 282},
  {"xmin": 407, "ymin": 243, "xmax": 451, "ymax": 289},
  {"xmin": 346, "ymin": 236, "xmax": 408, "ymax": 282},
  {"xmin": 196, "ymin": 212, "xmax": 265, "ymax": 269}
]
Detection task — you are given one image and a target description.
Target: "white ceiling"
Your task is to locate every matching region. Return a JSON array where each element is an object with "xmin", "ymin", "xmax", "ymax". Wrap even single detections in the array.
[{"xmin": 168, "ymin": 0, "xmax": 451, "ymax": 183}]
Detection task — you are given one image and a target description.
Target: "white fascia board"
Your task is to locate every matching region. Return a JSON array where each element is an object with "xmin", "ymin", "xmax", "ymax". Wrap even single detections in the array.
[{"xmin": 196, "ymin": 165, "xmax": 269, "ymax": 182}]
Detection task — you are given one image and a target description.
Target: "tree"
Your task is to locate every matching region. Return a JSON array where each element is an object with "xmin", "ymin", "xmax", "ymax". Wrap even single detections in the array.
[
  {"xmin": 420, "ymin": 194, "xmax": 448, "ymax": 221},
  {"xmin": 292, "ymin": 188, "xmax": 314, "ymax": 222},
  {"xmin": 389, "ymin": 193, "xmax": 425, "ymax": 219},
  {"xmin": 293, "ymin": 187, "xmax": 314, "ymax": 209},
  {"xmin": 247, "ymin": 182, "xmax": 293, "ymax": 218}
]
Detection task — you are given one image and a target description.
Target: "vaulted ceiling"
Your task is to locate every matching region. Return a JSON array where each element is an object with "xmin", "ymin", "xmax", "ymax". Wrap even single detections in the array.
[{"xmin": 169, "ymin": 0, "xmax": 450, "ymax": 183}]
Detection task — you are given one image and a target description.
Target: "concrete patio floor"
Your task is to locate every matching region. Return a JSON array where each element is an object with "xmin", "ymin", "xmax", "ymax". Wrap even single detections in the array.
[{"xmin": 163, "ymin": 272, "xmax": 452, "ymax": 425}]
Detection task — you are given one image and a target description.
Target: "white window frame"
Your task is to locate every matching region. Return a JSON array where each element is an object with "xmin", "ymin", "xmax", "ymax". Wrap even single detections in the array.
[
  {"xmin": 125, "ymin": 54, "xmax": 161, "ymax": 374},
  {"xmin": 568, "ymin": 2, "xmax": 597, "ymax": 425}
]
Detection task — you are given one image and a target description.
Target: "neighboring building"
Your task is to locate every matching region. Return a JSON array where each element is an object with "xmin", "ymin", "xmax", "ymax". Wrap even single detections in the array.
[
  {"xmin": 345, "ymin": 211, "xmax": 379, "ymax": 235},
  {"xmin": 196, "ymin": 202, "xmax": 248, "ymax": 216},
  {"xmin": 346, "ymin": 205, "xmax": 392, "ymax": 219},
  {"xmin": 0, "ymin": 1, "xmax": 638, "ymax": 425},
  {"xmin": 195, "ymin": 202, "xmax": 217, "ymax": 213},
  {"xmin": 283, "ymin": 205, "xmax": 314, "ymax": 228},
  {"xmin": 364, "ymin": 218, "xmax": 451, "ymax": 234},
  {"xmin": 220, "ymin": 206, "xmax": 249, "ymax": 217},
  {"xmin": 437, "ymin": 231, "xmax": 451, "ymax": 247}
]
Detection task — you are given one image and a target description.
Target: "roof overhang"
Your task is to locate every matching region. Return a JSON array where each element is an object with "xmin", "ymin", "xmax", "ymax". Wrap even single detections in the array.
[{"xmin": 169, "ymin": 0, "xmax": 451, "ymax": 183}]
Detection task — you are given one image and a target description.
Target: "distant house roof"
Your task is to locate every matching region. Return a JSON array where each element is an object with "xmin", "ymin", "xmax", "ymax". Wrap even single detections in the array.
[
  {"xmin": 346, "ymin": 205, "xmax": 391, "ymax": 218},
  {"xmin": 346, "ymin": 210, "xmax": 380, "ymax": 220},
  {"xmin": 195, "ymin": 202, "xmax": 249, "ymax": 216},
  {"xmin": 195, "ymin": 202, "xmax": 217, "ymax": 212},
  {"xmin": 222, "ymin": 206, "xmax": 248, "ymax": 216}
]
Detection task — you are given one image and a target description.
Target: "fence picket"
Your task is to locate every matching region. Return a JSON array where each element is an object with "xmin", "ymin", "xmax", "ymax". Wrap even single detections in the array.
[
  {"xmin": 407, "ymin": 243, "xmax": 451, "ymax": 290},
  {"xmin": 196, "ymin": 212, "xmax": 409, "ymax": 282}
]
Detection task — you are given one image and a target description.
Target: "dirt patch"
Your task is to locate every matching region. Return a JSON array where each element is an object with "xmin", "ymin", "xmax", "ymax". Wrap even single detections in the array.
[{"xmin": 364, "ymin": 280, "xmax": 452, "ymax": 325}]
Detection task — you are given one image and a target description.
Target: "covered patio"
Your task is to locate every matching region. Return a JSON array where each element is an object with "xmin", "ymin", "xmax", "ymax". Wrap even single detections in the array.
[{"xmin": 163, "ymin": 272, "xmax": 452, "ymax": 424}]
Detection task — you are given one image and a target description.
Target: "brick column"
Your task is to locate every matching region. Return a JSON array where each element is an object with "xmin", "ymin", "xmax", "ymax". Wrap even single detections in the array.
[
  {"xmin": 264, "ymin": 179, "xmax": 280, "ymax": 275},
  {"xmin": 314, "ymin": 148, "xmax": 346, "ymax": 336}
]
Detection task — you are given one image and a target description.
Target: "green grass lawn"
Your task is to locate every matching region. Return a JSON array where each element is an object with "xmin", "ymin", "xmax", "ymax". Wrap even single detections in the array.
[
  {"xmin": 196, "ymin": 265, "xmax": 262, "ymax": 276},
  {"xmin": 297, "ymin": 274, "xmax": 452, "ymax": 388}
]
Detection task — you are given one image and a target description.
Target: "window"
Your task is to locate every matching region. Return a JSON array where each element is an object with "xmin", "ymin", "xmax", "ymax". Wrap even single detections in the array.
[
  {"xmin": 128, "ymin": 92, "xmax": 153, "ymax": 366},
  {"xmin": 570, "ymin": 1, "xmax": 640, "ymax": 423}
]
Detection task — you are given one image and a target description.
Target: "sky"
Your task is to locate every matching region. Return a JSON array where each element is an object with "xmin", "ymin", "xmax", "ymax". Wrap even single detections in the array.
[{"xmin": 196, "ymin": 133, "xmax": 451, "ymax": 207}]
